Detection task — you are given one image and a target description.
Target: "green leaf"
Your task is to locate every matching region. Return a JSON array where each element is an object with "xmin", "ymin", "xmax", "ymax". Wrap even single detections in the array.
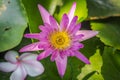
[
  {"xmin": 13, "ymin": 28, "xmax": 32, "ymax": 51},
  {"xmin": 112, "ymin": 50, "xmax": 120, "ymax": 70},
  {"xmin": 55, "ymin": 0, "xmax": 87, "ymax": 22},
  {"xmin": 78, "ymin": 49, "xmax": 104, "ymax": 80},
  {"xmin": 101, "ymin": 47, "xmax": 120, "ymax": 80},
  {"xmin": 22, "ymin": 0, "xmax": 42, "ymax": 33},
  {"xmin": 91, "ymin": 17, "xmax": 120, "ymax": 50},
  {"xmin": 48, "ymin": 0, "xmax": 62, "ymax": 15},
  {"xmin": 80, "ymin": 37, "xmax": 104, "ymax": 57},
  {"xmin": 0, "ymin": 0, "xmax": 27, "ymax": 52},
  {"xmin": 87, "ymin": 0, "xmax": 120, "ymax": 19},
  {"xmin": 0, "ymin": 72, "xmax": 10, "ymax": 80}
]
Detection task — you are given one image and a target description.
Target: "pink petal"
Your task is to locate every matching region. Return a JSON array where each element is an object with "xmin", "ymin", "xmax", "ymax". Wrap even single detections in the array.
[
  {"xmin": 19, "ymin": 53, "xmax": 37, "ymax": 61},
  {"xmin": 22, "ymin": 61, "xmax": 44, "ymax": 77},
  {"xmin": 37, "ymin": 49, "xmax": 52, "ymax": 60},
  {"xmin": 38, "ymin": 4, "xmax": 50, "ymax": 24},
  {"xmin": 68, "ymin": 16, "xmax": 78, "ymax": 32},
  {"xmin": 38, "ymin": 41, "xmax": 50, "ymax": 49},
  {"xmin": 70, "ymin": 42, "xmax": 84, "ymax": 50},
  {"xmin": 74, "ymin": 51, "xmax": 90, "ymax": 64},
  {"xmin": 76, "ymin": 30, "xmax": 98, "ymax": 42},
  {"xmin": 68, "ymin": 2, "xmax": 76, "ymax": 24},
  {"xmin": 55, "ymin": 55, "xmax": 67, "ymax": 78},
  {"xmin": 66, "ymin": 50, "xmax": 75, "ymax": 56},
  {"xmin": 72, "ymin": 34, "xmax": 84, "ymax": 41},
  {"xmin": 39, "ymin": 25, "xmax": 50, "ymax": 33},
  {"xmin": 39, "ymin": 25, "xmax": 44, "ymax": 30},
  {"xmin": 49, "ymin": 16, "xmax": 58, "ymax": 30},
  {"xmin": 60, "ymin": 14, "xmax": 69, "ymax": 30},
  {"xmin": 0, "ymin": 62, "xmax": 17, "ymax": 72},
  {"xmin": 39, "ymin": 32, "xmax": 48, "ymax": 39},
  {"xmin": 19, "ymin": 42, "xmax": 43, "ymax": 52},
  {"xmin": 50, "ymin": 50, "xmax": 59, "ymax": 61},
  {"xmin": 71, "ymin": 23, "xmax": 81, "ymax": 35},
  {"xmin": 5, "ymin": 51, "xmax": 18, "ymax": 63},
  {"xmin": 44, "ymin": 23, "xmax": 54, "ymax": 31},
  {"xmin": 10, "ymin": 65, "xmax": 27, "ymax": 80},
  {"xmin": 59, "ymin": 51, "xmax": 66, "ymax": 59},
  {"xmin": 24, "ymin": 33, "xmax": 41, "ymax": 40}
]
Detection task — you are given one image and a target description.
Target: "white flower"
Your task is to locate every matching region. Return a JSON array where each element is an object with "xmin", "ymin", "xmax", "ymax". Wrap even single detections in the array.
[{"xmin": 0, "ymin": 51, "xmax": 44, "ymax": 80}]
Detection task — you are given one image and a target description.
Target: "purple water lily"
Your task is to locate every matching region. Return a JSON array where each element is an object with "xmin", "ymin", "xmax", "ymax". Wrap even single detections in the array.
[
  {"xmin": 0, "ymin": 51, "xmax": 44, "ymax": 80},
  {"xmin": 19, "ymin": 2, "xmax": 98, "ymax": 77}
]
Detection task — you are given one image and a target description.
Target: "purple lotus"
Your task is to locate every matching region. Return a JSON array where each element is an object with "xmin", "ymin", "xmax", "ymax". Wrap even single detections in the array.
[{"xmin": 20, "ymin": 2, "xmax": 98, "ymax": 77}]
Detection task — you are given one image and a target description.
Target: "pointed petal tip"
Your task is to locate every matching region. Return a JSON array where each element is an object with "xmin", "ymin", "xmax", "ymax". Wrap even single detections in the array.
[
  {"xmin": 76, "ymin": 30, "xmax": 99, "ymax": 42},
  {"xmin": 55, "ymin": 56, "xmax": 67, "ymax": 79},
  {"xmin": 38, "ymin": 4, "xmax": 51, "ymax": 24},
  {"xmin": 24, "ymin": 34, "xmax": 29, "ymax": 38},
  {"xmin": 86, "ymin": 61, "xmax": 91, "ymax": 64},
  {"xmin": 68, "ymin": 2, "xmax": 77, "ymax": 24},
  {"xmin": 83, "ymin": 59, "xmax": 91, "ymax": 64},
  {"xmin": 38, "ymin": 4, "xmax": 42, "ymax": 9},
  {"xmin": 60, "ymin": 74, "xmax": 64, "ymax": 78},
  {"xmin": 19, "ymin": 48, "xmax": 25, "ymax": 53},
  {"xmin": 73, "ymin": 2, "xmax": 76, "ymax": 7},
  {"xmin": 37, "ymin": 56, "xmax": 40, "ymax": 61},
  {"xmin": 94, "ymin": 31, "xmax": 99, "ymax": 34}
]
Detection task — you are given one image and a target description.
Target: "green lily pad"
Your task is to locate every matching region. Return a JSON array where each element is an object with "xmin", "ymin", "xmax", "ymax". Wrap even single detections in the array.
[
  {"xmin": 91, "ymin": 18, "xmax": 120, "ymax": 50},
  {"xmin": 55, "ymin": 0, "xmax": 87, "ymax": 22},
  {"xmin": 78, "ymin": 49, "xmax": 104, "ymax": 80},
  {"xmin": 0, "ymin": 0, "xmax": 27, "ymax": 52},
  {"xmin": 101, "ymin": 47, "xmax": 120, "ymax": 80},
  {"xmin": 87, "ymin": 0, "xmax": 120, "ymax": 19}
]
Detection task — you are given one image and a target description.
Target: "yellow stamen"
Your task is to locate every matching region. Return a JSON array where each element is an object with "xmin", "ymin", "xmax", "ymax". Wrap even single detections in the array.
[
  {"xmin": 49, "ymin": 31, "xmax": 71, "ymax": 50},
  {"xmin": 16, "ymin": 56, "xmax": 19, "ymax": 59}
]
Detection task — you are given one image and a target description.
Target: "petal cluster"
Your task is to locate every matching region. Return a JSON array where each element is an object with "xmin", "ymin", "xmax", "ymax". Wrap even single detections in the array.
[
  {"xmin": 19, "ymin": 2, "xmax": 98, "ymax": 77},
  {"xmin": 0, "ymin": 51, "xmax": 44, "ymax": 80}
]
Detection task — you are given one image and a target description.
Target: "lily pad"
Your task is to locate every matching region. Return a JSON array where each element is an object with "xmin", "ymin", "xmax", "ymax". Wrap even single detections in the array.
[
  {"xmin": 0, "ymin": 0, "xmax": 27, "ymax": 52},
  {"xmin": 78, "ymin": 49, "xmax": 104, "ymax": 80},
  {"xmin": 91, "ymin": 17, "xmax": 120, "ymax": 50},
  {"xmin": 55, "ymin": 0, "xmax": 87, "ymax": 22},
  {"xmin": 101, "ymin": 47, "xmax": 120, "ymax": 80},
  {"xmin": 87, "ymin": 0, "xmax": 120, "ymax": 19}
]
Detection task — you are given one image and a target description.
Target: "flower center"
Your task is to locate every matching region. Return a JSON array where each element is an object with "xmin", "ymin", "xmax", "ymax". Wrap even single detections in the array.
[
  {"xmin": 49, "ymin": 31, "xmax": 71, "ymax": 50},
  {"xmin": 16, "ymin": 56, "xmax": 19, "ymax": 59}
]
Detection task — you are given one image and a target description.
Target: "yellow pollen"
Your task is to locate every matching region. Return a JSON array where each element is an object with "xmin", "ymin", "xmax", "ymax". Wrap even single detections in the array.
[
  {"xmin": 49, "ymin": 31, "xmax": 71, "ymax": 50},
  {"xmin": 16, "ymin": 56, "xmax": 19, "ymax": 59}
]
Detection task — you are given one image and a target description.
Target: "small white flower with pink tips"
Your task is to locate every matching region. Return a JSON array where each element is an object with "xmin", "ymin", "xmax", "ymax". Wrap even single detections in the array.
[{"xmin": 0, "ymin": 51, "xmax": 44, "ymax": 80}]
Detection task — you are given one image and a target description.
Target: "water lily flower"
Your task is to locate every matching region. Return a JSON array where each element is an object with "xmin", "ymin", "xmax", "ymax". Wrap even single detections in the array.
[
  {"xmin": 0, "ymin": 51, "xmax": 44, "ymax": 80},
  {"xmin": 19, "ymin": 2, "xmax": 98, "ymax": 77}
]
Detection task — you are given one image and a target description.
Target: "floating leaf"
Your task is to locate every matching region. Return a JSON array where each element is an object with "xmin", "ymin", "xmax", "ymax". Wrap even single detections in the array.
[
  {"xmin": 78, "ymin": 49, "xmax": 104, "ymax": 80},
  {"xmin": 55, "ymin": 0, "xmax": 87, "ymax": 22},
  {"xmin": 101, "ymin": 47, "xmax": 120, "ymax": 80},
  {"xmin": 87, "ymin": 0, "xmax": 120, "ymax": 19},
  {"xmin": 0, "ymin": 0, "xmax": 27, "ymax": 52},
  {"xmin": 91, "ymin": 17, "xmax": 120, "ymax": 50}
]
